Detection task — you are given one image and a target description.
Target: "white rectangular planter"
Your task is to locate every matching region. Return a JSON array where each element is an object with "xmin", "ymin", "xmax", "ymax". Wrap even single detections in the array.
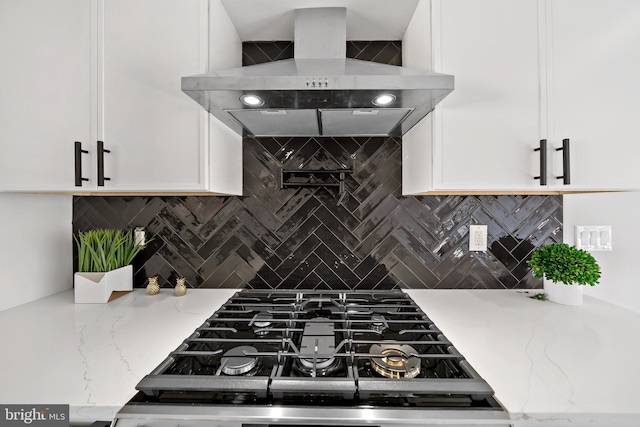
[{"xmin": 74, "ymin": 265, "xmax": 133, "ymax": 304}]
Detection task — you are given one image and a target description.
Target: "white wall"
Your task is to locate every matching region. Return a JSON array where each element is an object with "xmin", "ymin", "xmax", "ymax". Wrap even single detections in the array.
[
  {"xmin": 564, "ymin": 192, "xmax": 640, "ymax": 313},
  {"xmin": 0, "ymin": 194, "xmax": 72, "ymax": 312}
]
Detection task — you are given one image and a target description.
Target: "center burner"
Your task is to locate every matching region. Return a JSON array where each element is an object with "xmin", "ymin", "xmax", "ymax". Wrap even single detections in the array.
[
  {"xmin": 220, "ymin": 346, "xmax": 260, "ymax": 376},
  {"xmin": 252, "ymin": 312, "xmax": 273, "ymax": 336},
  {"xmin": 294, "ymin": 317, "xmax": 341, "ymax": 377},
  {"xmin": 369, "ymin": 343, "xmax": 421, "ymax": 379},
  {"xmin": 370, "ymin": 314, "xmax": 387, "ymax": 334}
]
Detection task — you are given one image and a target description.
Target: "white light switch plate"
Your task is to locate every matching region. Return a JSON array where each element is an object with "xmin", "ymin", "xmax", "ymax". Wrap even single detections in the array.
[
  {"xmin": 469, "ymin": 225, "xmax": 488, "ymax": 251},
  {"xmin": 575, "ymin": 225, "xmax": 612, "ymax": 251}
]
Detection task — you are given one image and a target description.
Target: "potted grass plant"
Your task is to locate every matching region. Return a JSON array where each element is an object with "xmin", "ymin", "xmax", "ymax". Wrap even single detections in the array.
[
  {"xmin": 527, "ymin": 243, "xmax": 601, "ymax": 306},
  {"xmin": 74, "ymin": 229, "xmax": 146, "ymax": 303}
]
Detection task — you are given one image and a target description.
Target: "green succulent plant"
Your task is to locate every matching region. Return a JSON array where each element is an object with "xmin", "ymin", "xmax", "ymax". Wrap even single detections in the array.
[
  {"xmin": 75, "ymin": 229, "xmax": 146, "ymax": 273},
  {"xmin": 527, "ymin": 243, "xmax": 601, "ymax": 286}
]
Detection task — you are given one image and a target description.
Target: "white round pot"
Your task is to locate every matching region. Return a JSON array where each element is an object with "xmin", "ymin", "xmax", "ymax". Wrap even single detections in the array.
[{"xmin": 543, "ymin": 278, "xmax": 583, "ymax": 306}]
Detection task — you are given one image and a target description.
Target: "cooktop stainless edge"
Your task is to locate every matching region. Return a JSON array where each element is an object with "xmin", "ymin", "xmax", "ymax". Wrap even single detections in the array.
[{"xmin": 114, "ymin": 404, "xmax": 512, "ymax": 427}]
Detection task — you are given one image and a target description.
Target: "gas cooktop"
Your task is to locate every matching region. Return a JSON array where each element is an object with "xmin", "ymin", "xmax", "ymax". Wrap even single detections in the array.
[{"xmin": 114, "ymin": 290, "xmax": 512, "ymax": 427}]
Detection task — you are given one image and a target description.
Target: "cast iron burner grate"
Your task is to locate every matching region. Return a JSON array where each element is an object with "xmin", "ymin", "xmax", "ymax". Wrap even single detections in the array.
[{"xmin": 135, "ymin": 290, "xmax": 497, "ymax": 408}]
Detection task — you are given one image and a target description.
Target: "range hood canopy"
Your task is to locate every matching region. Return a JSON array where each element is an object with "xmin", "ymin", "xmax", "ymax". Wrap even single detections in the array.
[{"xmin": 181, "ymin": 7, "xmax": 454, "ymax": 138}]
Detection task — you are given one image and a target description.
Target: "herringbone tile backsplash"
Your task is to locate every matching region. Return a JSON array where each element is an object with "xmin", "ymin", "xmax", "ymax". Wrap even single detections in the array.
[{"xmin": 72, "ymin": 41, "xmax": 562, "ymax": 290}]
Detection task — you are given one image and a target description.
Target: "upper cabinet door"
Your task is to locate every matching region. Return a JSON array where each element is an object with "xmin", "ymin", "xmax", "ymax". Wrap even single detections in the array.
[
  {"xmin": 99, "ymin": 0, "xmax": 209, "ymax": 191},
  {"xmin": 0, "ymin": 0, "xmax": 92, "ymax": 191},
  {"xmin": 433, "ymin": 0, "xmax": 543, "ymax": 191},
  {"xmin": 549, "ymin": 0, "xmax": 640, "ymax": 190}
]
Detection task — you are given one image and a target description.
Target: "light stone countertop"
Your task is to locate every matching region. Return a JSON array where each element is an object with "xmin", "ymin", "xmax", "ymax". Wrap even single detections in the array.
[
  {"xmin": 0, "ymin": 289, "xmax": 235, "ymax": 425},
  {"xmin": 406, "ymin": 290, "xmax": 640, "ymax": 427},
  {"xmin": 1, "ymin": 289, "xmax": 639, "ymax": 427}
]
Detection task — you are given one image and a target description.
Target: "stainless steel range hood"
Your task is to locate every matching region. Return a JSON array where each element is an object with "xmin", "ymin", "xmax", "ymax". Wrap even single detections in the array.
[{"xmin": 181, "ymin": 7, "xmax": 454, "ymax": 138}]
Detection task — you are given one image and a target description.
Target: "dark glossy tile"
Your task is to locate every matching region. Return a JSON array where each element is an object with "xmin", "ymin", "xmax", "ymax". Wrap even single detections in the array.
[
  {"xmin": 354, "ymin": 196, "xmax": 398, "ymax": 239},
  {"xmin": 282, "ymin": 139, "xmax": 322, "ymax": 170},
  {"xmin": 234, "ymin": 225, "xmax": 276, "ymax": 262},
  {"xmin": 243, "ymin": 41, "xmax": 293, "ymax": 65},
  {"xmin": 235, "ymin": 242, "xmax": 266, "ymax": 272},
  {"xmin": 392, "ymin": 246, "xmax": 439, "ymax": 285},
  {"xmin": 371, "ymin": 235, "xmax": 400, "ymax": 264},
  {"xmin": 193, "ymin": 197, "xmax": 243, "ymax": 241},
  {"xmin": 235, "ymin": 205, "xmax": 281, "ymax": 245},
  {"xmin": 370, "ymin": 41, "xmax": 403, "ymax": 65},
  {"xmin": 247, "ymin": 278, "xmax": 273, "ymax": 290},
  {"xmin": 158, "ymin": 205, "xmax": 204, "ymax": 249},
  {"xmin": 198, "ymin": 236, "xmax": 243, "ymax": 280},
  {"xmin": 354, "ymin": 181, "xmax": 401, "ymax": 221},
  {"xmin": 206, "ymin": 253, "xmax": 247, "ymax": 287},
  {"xmin": 243, "ymin": 42, "xmax": 292, "ymax": 65},
  {"xmin": 394, "ymin": 208, "xmax": 439, "ymax": 248},
  {"xmin": 249, "ymin": 137, "xmax": 282, "ymax": 157},
  {"xmin": 274, "ymin": 234, "xmax": 321, "ymax": 279},
  {"xmin": 353, "ymin": 255, "xmax": 378, "ymax": 279},
  {"xmin": 432, "ymin": 197, "xmax": 480, "ymax": 240},
  {"xmin": 255, "ymin": 265, "xmax": 283, "ymax": 285},
  {"xmin": 314, "ymin": 261, "xmax": 347, "ymax": 289},
  {"xmin": 435, "ymin": 256, "xmax": 475, "ymax": 289},
  {"xmin": 157, "ymin": 245, "xmax": 201, "ymax": 288},
  {"xmin": 314, "ymin": 244, "xmax": 359, "ymax": 285},
  {"xmin": 357, "ymin": 263, "xmax": 391, "ymax": 289},
  {"xmin": 390, "ymin": 261, "xmax": 426, "ymax": 288},
  {"xmin": 355, "ymin": 212, "xmax": 396, "ymax": 258},
  {"xmin": 196, "ymin": 216, "xmax": 241, "ymax": 259},
  {"xmin": 275, "ymin": 187, "xmax": 317, "ymax": 222},
  {"xmin": 334, "ymin": 137, "xmax": 361, "ymax": 156},
  {"xmin": 275, "ymin": 196, "xmax": 321, "ymax": 239},
  {"xmin": 313, "ymin": 224, "xmax": 360, "ymax": 269},
  {"xmin": 347, "ymin": 41, "xmax": 402, "ymax": 65},
  {"xmin": 220, "ymin": 272, "xmax": 245, "ymax": 289},
  {"xmin": 155, "ymin": 226, "xmax": 204, "ymax": 267},
  {"xmin": 466, "ymin": 264, "xmax": 507, "ymax": 289},
  {"xmin": 274, "ymin": 215, "xmax": 321, "ymax": 260},
  {"xmin": 432, "ymin": 196, "xmax": 465, "ymax": 222},
  {"xmin": 412, "ymin": 195, "xmax": 447, "ymax": 212},
  {"xmin": 243, "ymin": 168, "xmax": 278, "ymax": 203},
  {"xmin": 489, "ymin": 240, "xmax": 519, "ymax": 271},
  {"xmin": 313, "ymin": 207, "xmax": 359, "ymax": 245},
  {"xmin": 283, "ymin": 253, "xmax": 321, "ymax": 285},
  {"xmin": 317, "ymin": 138, "xmax": 356, "ymax": 167},
  {"xmin": 313, "ymin": 192, "xmax": 361, "ymax": 230}
]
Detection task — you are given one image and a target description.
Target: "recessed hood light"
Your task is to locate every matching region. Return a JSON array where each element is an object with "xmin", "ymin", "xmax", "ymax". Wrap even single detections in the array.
[
  {"xmin": 240, "ymin": 95, "xmax": 264, "ymax": 107},
  {"xmin": 372, "ymin": 94, "xmax": 396, "ymax": 106}
]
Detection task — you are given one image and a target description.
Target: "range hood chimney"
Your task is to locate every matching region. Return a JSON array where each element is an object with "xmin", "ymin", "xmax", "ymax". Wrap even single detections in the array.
[{"xmin": 181, "ymin": 7, "xmax": 454, "ymax": 138}]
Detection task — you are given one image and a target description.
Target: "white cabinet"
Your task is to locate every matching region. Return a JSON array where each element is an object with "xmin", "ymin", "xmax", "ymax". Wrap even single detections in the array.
[
  {"xmin": 0, "ymin": 0, "xmax": 92, "ymax": 191},
  {"xmin": 98, "ymin": 0, "xmax": 208, "ymax": 191},
  {"xmin": 404, "ymin": 0, "xmax": 640, "ymax": 194},
  {"xmin": 549, "ymin": 0, "xmax": 640, "ymax": 190},
  {"xmin": 98, "ymin": 0, "xmax": 242, "ymax": 193},
  {"xmin": 0, "ymin": 0, "xmax": 242, "ymax": 194},
  {"xmin": 434, "ymin": 0, "xmax": 542, "ymax": 191},
  {"xmin": 404, "ymin": 0, "xmax": 543, "ymax": 194}
]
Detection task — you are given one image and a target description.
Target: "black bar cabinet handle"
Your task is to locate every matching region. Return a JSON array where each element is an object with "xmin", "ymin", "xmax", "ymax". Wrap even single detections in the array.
[
  {"xmin": 74, "ymin": 141, "xmax": 89, "ymax": 187},
  {"xmin": 556, "ymin": 138, "xmax": 571, "ymax": 185},
  {"xmin": 533, "ymin": 139, "xmax": 547, "ymax": 186},
  {"xmin": 97, "ymin": 140, "xmax": 111, "ymax": 187}
]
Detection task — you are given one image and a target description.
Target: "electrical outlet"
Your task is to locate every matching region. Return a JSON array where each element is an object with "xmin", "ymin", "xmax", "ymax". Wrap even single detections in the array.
[{"xmin": 469, "ymin": 225, "xmax": 488, "ymax": 251}]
